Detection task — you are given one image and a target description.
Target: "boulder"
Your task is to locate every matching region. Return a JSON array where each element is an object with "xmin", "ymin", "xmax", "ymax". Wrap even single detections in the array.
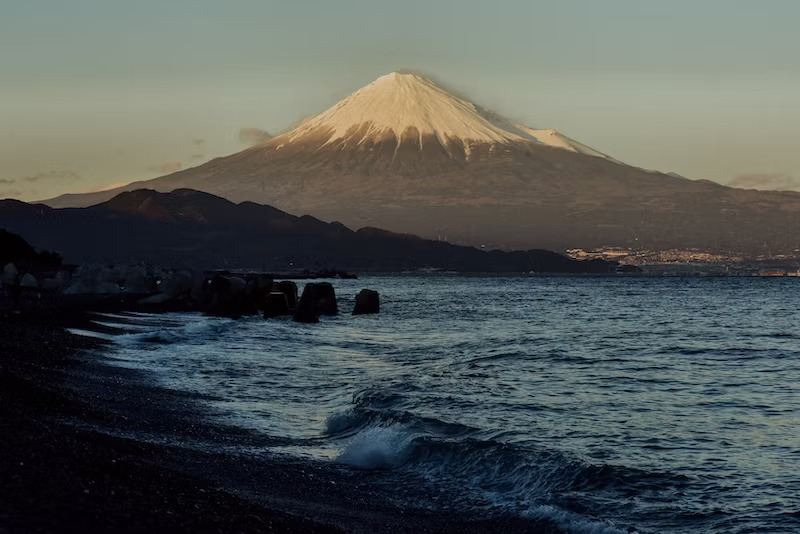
[
  {"xmin": 263, "ymin": 291, "xmax": 290, "ymax": 318},
  {"xmin": 294, "ymin": 282, "xmax": 339, "ymax": 323},
  {"xmin": 65, "ymin": 280, "xmax": 120, "ymax": 295},
  {"xmin": 252, "ymin": 274, "xmax": 274, "ymax": 295},
  {"xmin": 65, "ymin": 265, "xmax": 157, "ymax": 295},
  {"xmin": 161, "ymin": 270, "xmax": 194, "ymax": 297},
  {"xmin": 293, "ymin": 283, "xmax": 321, "ymax": 323},
  {"xmin": 123, "ymin": 268, "xmax": 158, "ymax": 294},
  {"xmin": 19, "ymin": 273, "xmax": 39, "ymax": 289},
  {"xmin": 273, "ymin": 281, "xmax": 299, "ymax": 311},
  {"xmin": 314, "ymin": 282, "xmax": 338, "ymax": 316},
  {"xmin": 205, "ymin": 275, "xmax": 248, "ymax": 318},
  {"xmin": 2, "ymin": 263, "xmax": 19, "ymax": 286},
  {"xmin": 138, "ymin": 270, "xmax": 194, "ymax": 305},
  {"xmin": 243, "ymin": 275, "xmax": 273, "ymax": 314},
  {"xmin": 353, "ymin": 289, "xmax": 380, "ymax": 315},
  {"xmin": 189, "ymin": 270, "xmax": 208, "ymax": 302}
]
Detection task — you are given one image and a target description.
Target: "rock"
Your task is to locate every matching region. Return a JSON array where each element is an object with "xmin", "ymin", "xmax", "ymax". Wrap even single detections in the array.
[
  {"xmin": 205, "ymin": 275, "xmax": 248, "ymax": 318},
  {"xmin": 252, "ymin": 274, "xmax": 274, "ymax": 293},
  {"xmin": 19, "ymin": 273, "xmax": 38, "ymax": 289},
  {"xmin": 293, "ymin": 282, "xmax": 337, "ymax": 323},
  {"xmin": 2, "ymin": 263, "xmax": 19, "ymax": 286},
  {"xmin": 161, "ymin": 270, "xmax": 194, "ymax": 297},
  {"xmin": 65, "ymin": 265, "xmax": 158, "ymax": 295},
  {"xmin": 189, "ymin": 270, "xmax": 208, "ymax": 302},
  {"xmin": 65, "ymin": 280, "xmax": 120, "ymax": 295},
  {"xmin": 273, "ymin": 281, "xmax": 298, "ymax": 311},
  {"xmin": 353, "ymin": 289, "xmax": 380, "ymax": 315},
  {"xmin": 138, "ymin": 270, "xmax": 194, "ymax": 305},
  {"xmin": 120, "ymin": 269, "xmax": 154, "ymax": 294},
  {"xmin": 243, "ymin": 275, "xmax": 273, "ymax": 314},
  {"xmin": 263, "ymin": 292, "xmax": 290, "ymax": 318},
  {"xmin": 314, "ymin": 282, "xmax": 338, "ymax": 316},
  {"xmin": 293, "ymin": 284, "xmax": 321, "ymax": 323}
]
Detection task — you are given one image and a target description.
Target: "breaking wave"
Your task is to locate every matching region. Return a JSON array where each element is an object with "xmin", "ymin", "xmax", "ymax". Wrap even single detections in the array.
[{"xmin": 324, "ymin": 387, "xmax": 679, "ymax": 532}]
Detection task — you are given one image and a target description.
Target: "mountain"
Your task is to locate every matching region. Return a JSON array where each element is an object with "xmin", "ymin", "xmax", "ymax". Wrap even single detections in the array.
[
  {"xmin": 0, "ymin": 189, "xmax": 623, "ymax": 273},
  {"xmin": 43, "ymin": 72, "xmax": 800, "ymax": 256}
]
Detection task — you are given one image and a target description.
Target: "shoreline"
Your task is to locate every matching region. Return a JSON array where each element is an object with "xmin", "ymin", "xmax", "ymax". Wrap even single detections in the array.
[
  {"xmin": 0, "ymin": 310, "xmax": 561, "ymax": 533},
  {"xmin": 0, "ymin": 311, "xmax": 341, "ymax": 533}
]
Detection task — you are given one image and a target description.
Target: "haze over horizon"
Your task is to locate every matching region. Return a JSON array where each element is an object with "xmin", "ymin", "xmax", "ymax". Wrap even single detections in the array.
[{"xmin": 2, "ymin": 0, "xmax": 800, "ymax": 201}]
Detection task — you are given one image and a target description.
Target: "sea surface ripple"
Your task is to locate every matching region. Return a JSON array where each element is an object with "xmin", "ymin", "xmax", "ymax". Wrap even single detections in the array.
[{"xmin": 96, "ymin": 276, "xmax": 800, "ymax": 534}]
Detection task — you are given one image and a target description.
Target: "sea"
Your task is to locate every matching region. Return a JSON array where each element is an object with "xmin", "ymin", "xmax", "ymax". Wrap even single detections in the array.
[{"xmin": 75, "ymin": 276, "xmax": 800, "ymax": 533}]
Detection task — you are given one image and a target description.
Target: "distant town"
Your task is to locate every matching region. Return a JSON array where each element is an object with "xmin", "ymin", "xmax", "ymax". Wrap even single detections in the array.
[{"xmin": 567, "ymin": 247, "xmax": 800, "ymax": 276}]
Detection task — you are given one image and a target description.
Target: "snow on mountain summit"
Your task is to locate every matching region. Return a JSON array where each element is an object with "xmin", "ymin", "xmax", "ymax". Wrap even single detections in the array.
[
  {"xmin": 279, "ymin": 72, "xmax": 608, "ymax": 159},
  {"xmin": 287, "ymin": 72, "xmax": 527, "ymax": 146}
]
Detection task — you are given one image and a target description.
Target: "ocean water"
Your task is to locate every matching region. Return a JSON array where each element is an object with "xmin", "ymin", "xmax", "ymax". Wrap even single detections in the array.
[{"xmin": 88, "ymin": 276, "xmax": 800, "ymax": 533}]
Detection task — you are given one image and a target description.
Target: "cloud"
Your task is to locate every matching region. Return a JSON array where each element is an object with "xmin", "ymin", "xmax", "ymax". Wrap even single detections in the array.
[
  {"xmin": 161, "ymin": 161, "xmax": 183, "ymax": 173},
  {"xmin": 149, "ymin": 161, "xmax": 183, "ymax": 174},
  {"xmin": 22, "ymin": 170, "xmax": 82, "ymax": 183},
  {"xmin": 0, "ymin": 178, "xmax": 15, "ymax": 185},
  {"xmin": 729, "ymin": 173, "xmax": 800, "ymax": 191},
  {"xmin": 238, "ymin": 128, "xmax": 272, "ymax": 146},
  {"xmin": 93, "ymin": 181, "xmax": 129, "ymax": 192}
]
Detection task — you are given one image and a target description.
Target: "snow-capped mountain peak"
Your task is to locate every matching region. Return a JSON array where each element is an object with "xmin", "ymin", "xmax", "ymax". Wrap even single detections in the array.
[{"xmin": 279, "ymin": 72, "xmax": 608, "ymax": 158}]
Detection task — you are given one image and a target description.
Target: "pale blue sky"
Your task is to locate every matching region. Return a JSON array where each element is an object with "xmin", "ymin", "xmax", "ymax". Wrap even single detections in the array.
[{"xmin": 2, "ymin": 0, "xmax": 799, "ymax": 199}]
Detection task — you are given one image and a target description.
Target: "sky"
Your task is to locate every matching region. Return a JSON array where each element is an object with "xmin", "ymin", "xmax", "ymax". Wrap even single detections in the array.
[{"xmin": 1, "ymin": 0, "xmax": 799, "ymax": 200}]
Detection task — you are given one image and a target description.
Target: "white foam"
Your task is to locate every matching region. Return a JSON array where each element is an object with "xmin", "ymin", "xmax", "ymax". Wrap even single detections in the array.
[
  {"xmin": 91, "ymin": 320, "xmax": 149, "ymax": 332},
  {"xmin": 523, "ymin": 504, "xmax": 637, "ymax": 534},
  {"xmin": 333, "ymin": 424, "xmax": 636, "ymax": 532},
  {"xmin": 336, "ymin": 426, "xmax": 416, "ymax": 469},
  {"xmin": 66, "ymin": 328, "xmax": 115, "ymax": 340}
]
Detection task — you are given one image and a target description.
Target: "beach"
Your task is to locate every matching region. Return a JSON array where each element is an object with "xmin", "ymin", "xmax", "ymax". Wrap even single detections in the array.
[
  {"xmin": 0, "ymin": 312, "xmax": 341, "ymax": 533},
  {"xmin": 0, "ymin": 308, "xmax": 559, "ymax": 533}
]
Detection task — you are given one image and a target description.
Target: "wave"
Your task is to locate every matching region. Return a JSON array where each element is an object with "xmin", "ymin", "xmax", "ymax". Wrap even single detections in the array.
[
  {"xmin": 523, "ymin": 504, "xmax": 635, "ymax": 534},
  {"xmin": 336, "ymin": 426, "xmax": 416, "ymax": 469},
  {"xmin": 323, "ymin": 388, "xmax": 682, "ymax": 533},
  {"xmin": 327, "ymin": 387, "xmax": 478, "ymax": 440},
  {"xmin": 102, "ymin": 313, "xmax": 235, "ymax": 348},
  {"xmin": 329, "ymin": 416, "xmax": 646, "ymax": 533}
]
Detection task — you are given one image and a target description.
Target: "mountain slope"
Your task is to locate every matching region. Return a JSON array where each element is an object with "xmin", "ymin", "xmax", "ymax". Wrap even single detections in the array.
[
  {"xmin": 42, "ymin": 72, "xmax": 800, "ymax": 256},
  {"xmin": 0, "ymin": 189, "xmax": 622, "ymax": 273}
]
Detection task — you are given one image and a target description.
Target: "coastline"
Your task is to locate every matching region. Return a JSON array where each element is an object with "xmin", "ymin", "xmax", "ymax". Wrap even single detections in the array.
[
  {"xmin": 0, "ymin": 312, "xmax": 341, "ymax": 533},
  {"xmin": 0, "ymin": 310, "xmax": 560, "ymax": 533}
]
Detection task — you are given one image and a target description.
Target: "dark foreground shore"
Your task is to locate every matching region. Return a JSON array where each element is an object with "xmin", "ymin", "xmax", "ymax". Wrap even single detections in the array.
[
  {"xmin": 0, "ymin": 311, "xmax": 559, "ymax": 533},
  {"xmin": 0, "ymin": 313, "xmax": 340, "ymax": 533}
]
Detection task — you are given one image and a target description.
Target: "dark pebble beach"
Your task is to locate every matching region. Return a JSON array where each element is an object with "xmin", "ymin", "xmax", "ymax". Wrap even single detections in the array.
[{"xmin": 0, "ymin": 312, "xmax": 341, "ymax": 533}]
